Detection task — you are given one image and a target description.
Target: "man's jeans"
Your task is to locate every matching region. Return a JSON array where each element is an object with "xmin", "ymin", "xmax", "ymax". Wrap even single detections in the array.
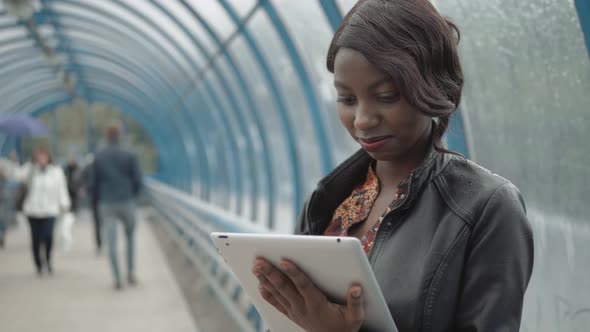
[{"xmin": 100, "ymin": 201, "xmax": 136, "ymax": 283}]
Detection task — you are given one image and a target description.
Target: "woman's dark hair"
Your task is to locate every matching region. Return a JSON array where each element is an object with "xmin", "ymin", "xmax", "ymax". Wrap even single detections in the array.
[{"xmin": 327, "ymin": 0, "xmax": 464, "ymax": 153}]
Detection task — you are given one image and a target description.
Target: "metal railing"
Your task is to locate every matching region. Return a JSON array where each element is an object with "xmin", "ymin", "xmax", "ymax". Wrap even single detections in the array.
[{"xmin": 146, "ymin": 179, "xmax": 272, "ymax": 332}]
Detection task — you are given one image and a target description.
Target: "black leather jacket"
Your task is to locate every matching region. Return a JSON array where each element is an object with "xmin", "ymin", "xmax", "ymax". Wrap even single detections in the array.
[{"xmin": 297, "ymin": 147, "xmax": 534, "ymax": 332}]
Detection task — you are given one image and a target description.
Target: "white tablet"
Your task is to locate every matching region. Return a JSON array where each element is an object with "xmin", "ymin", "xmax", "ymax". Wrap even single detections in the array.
[{"xmin": 210, "ymin": 232, "xmax": 397, "ymax": 332}]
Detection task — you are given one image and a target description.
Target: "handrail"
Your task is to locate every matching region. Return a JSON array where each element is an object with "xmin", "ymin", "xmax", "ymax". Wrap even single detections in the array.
[{"xmin": 146, "ymin": 179, "xmax": 269, "ymax": 332}]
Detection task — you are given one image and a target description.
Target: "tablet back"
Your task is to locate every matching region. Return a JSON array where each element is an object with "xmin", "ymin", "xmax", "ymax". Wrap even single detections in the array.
[{"xmin": 211, "ymin": 232, "xmax": 397, "ymax": 332}]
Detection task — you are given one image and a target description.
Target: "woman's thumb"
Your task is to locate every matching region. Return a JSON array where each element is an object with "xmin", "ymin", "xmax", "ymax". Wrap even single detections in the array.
[{"xmin": 346, "ymin": 285, "xmax": 365, "ymax": 326}]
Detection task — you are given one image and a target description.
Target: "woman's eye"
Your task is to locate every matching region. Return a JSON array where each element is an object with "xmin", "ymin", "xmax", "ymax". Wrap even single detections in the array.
[
  {"xmin": 337, "ymin": 96, "xmax": 356, "ymax": 105},
  {"xmin": 377, "ymin": 93, "xmax": 401, "ymax": 103}
]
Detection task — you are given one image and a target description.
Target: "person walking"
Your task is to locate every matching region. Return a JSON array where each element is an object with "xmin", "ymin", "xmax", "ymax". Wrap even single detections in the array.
[
  {"xmin": 1, "ymin": 146, "xmax": 70, "ymax": 275},
  {"xmin": 91, "ymin": 122, "xmax": 142, "ymax": 290},
  {"xmin": 80, "ymin": 155, "xmax": 102, "ymax": 254}
]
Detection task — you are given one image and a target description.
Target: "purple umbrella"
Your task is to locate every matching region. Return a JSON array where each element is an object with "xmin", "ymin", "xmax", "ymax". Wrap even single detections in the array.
[{"xmin": 0, "ymin": 114, "xmax": 49, "ymax": 137}]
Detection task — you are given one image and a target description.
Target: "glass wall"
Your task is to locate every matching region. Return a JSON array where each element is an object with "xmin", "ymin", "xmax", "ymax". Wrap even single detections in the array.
[
  {"xmin": 433, "ymin": 0, "xmax": 590, "ymax": 330},
  {"xmin": 273, "ymin": 0, "xmax": 358, "ymax": 166}
]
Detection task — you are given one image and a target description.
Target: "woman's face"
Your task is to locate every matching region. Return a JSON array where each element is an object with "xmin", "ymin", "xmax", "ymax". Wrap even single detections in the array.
[
  {"xmin": 35, "ymin": 151, "xmax": 49, "ymax": 167},
  {"xmin": 333, "ymin": 48, "xmax": 432, "ymax": 161}
]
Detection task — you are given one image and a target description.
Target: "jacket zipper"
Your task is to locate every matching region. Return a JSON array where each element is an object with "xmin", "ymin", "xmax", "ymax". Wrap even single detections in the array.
[{"xmin": 367, "ymin": 172, "xmax": 414, "ymax": 265}]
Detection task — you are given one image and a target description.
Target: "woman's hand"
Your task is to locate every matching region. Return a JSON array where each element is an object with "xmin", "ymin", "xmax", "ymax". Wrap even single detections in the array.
[{"xmin": 252, "ymin": 258, "xmax": 365, "ymax": 332}]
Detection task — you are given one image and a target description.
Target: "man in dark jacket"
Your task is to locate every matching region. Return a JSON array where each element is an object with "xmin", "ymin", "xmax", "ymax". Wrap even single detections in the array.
[
  {"xmin": 81, "ymin": 156, "xmax": 102, "ymax": 254},
  {"xmin": 91, "ymin": 122, "xmax": 142, "ymax": 290}
]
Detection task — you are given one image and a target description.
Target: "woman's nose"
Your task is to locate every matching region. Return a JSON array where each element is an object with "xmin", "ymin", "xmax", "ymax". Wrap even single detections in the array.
[{"xmin": 354, "ymin": 103, "xmax": 380, "ymax": 131}]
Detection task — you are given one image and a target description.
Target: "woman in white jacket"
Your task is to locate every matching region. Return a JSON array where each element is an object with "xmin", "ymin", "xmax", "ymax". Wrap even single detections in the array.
[{"xmin": 2, "ymin": 146, "xmax": 70, "ymax": 275}]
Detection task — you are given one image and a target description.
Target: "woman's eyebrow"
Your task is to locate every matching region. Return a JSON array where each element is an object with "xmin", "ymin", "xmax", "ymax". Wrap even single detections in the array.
[
  {"xmin": 334, "ymin": 78, "xmax": 392, "ymax": 90},
  {"xmin": 333, "ymin": 81, "xmax": 349, "ymax": 89},
  {"xmin": 369, "ymin": 78, "xmax": 394, "ymax": 90}
]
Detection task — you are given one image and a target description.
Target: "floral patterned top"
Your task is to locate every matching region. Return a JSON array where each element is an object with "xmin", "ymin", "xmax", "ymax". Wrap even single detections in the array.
[{"xmin": 323, "ymin": 164, "xmax": 410, "ymax": 255}]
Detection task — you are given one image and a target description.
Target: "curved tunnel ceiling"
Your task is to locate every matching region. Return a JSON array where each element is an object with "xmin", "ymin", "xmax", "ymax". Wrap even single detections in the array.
[{"xmin": 0, "ymin": 0, "xmax": 471, "ymax": 231}]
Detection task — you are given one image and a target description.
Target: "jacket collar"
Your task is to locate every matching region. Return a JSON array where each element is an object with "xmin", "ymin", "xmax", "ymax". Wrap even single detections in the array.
[{"xmin": 307, "ymin": 143, "xmax": 453, "ymax": 234}]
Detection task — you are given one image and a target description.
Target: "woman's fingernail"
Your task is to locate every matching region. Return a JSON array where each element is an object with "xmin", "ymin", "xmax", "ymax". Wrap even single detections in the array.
[
  {"xmin": 281, "ymin": 262, "xmax": 295, "ymax": 274},
  {"xmin": 352, "ymin": 288, "xmax": 362, "ymax": 298}
]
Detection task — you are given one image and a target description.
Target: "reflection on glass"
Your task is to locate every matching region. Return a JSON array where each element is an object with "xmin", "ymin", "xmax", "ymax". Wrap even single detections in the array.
[
  {"xmin": 271, "ymin": 0, "xmax": 358, "ymax": 166},
  {"xmin": 226, "ymin": 0, "xmax": 258, "ymax": 18},
  {"xmin": 228, "ymin": 36, "xmax": 295, "ymax": 232},
  {"xmin": 185, "ymin": 0, "xmax": 236, "ymax": 39},
  {"xmin": 433, "ymin": 0, "xmax": 590, "ymax": 331},
  {"xmin": 248, "ymin": 10, "xmax": 324, "ymax": 199}
]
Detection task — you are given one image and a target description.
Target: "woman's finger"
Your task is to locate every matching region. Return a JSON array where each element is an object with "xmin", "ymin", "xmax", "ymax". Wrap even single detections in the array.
[
  {"xmin": 256, "ymin": 258, "xmax": 304, "ymax": 308},
  {"xmin": 258, "ymin": 268, "xmax": 291, "ymax": 309},
  {"xmin": 345, "ymin": 285, "xmax": 365, "ymax": 327},
  {"xmin": 259, "ymin": 285, "xmax": 288, "ymax": 317},
  {"xmin": 280, "ymin": 259, "xmax": 325, "ymax": 305}
]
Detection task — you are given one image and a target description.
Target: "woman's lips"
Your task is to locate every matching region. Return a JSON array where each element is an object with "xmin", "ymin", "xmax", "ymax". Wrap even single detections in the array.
[{"xmin": 358, "ymin": 136, "xmax": 392, "ymax": 152}]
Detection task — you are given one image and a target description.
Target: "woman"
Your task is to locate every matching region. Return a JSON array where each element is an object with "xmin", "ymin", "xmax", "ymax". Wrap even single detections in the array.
[
  {"xmin": 3, "ymin": 147, "xmax": 70, "ymax": 275},
  {"xmin": 252, "ymin": 1, "xmax": 534, "ymax": 331}
]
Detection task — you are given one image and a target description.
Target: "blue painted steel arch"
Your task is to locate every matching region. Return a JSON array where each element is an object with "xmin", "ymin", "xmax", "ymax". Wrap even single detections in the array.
[
  {"xmin": 219, "ymin": 0, "xmax": 304, "ymax": 224},
  {"xmin": 178, "ymin": 0, "xmax": 276, "ymax": 226}
]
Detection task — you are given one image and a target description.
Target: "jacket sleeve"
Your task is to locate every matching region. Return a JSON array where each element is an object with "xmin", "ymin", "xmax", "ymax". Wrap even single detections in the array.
[
  {"xmin": 56, "ymin": 167, "xmax": 71, "ymax": 212},
  {"xmin": 0, "ymin": 158, "xmax": 31, "ymax": 182},
  {"xmin": 86, "ymin": 162, "xmax": 97, "ymax": 199},
  {"xmin": 454, "ymin": 182, "xmax": 534, "ymax": 331},
  {"xmin": 295, "ymin": 198, "xmax": 310, "ymax": 235},
  {"xmin": 130, "ymin": 154, "xmax": 142, "ymax": 197}
]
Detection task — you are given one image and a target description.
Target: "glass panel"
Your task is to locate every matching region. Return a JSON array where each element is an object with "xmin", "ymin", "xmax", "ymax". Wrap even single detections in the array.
[
  {"xmin": 204, "ymin": 67, "xmax": 251, "ymax": 215},
  {"xmin": 54, "ymin": 1, "xmax": 196, "ymax": 76},
  {"xmin": 57, "ymin": 10, "xmax": 194, "ymax": 91},
  {"xmin": 0, "ymin": 26, "xmax": 27, "ymax": 39},
  {"xmin": 214, "ymin": 57, "xmax": 264, "ymax": 217},
  {"xmin": 432, "ymin": 1, "xmax": 590, "ymax": 331},
  {"xmin": 213, "ymin": 56, "xmax": 266, "ymax": 221},
  {"xmin": 226, "ymin": 0, "xmax": 258, "ymax": 18},
  {"xmin": 61, "ymin": 26, "xmax": 181, "ymax": 82},
  {"xmin": 248, "ymin": 10, "xmax": 324, "ymax": 201},
  {"xmin": 272, "ymin": 0, "xmax": 358, "ymax": 165},
  {"xmin": 184, "ymin": 0, "xmax": 235, "ymax": 40},
  {"xmin": 156, "ymin": 0, "xmax": 217, "ymax": 53},
  {"xmin": 1, "ymin": 80, "xmax": 61, "ymax": 111},
  {"xmin": 74, "ymin": 56, "xmax": 148, "ymax": 89},
  {"xmin": 0, "ymin": 38, "xmax": 33, "ymax": 54},
  {"xmin": 228, "ymin": 35, "xmax": 294, "ymax": 231},
  {"xmin": 336, "ymin": 0, "xmax": 359, "ymax": 16},
  {"xmin": 0, "ymin": 57, "xmax": 46, "ymax": 77},
  {"xmin": 193, "ymin": 81, "xmax": 237, "ymax": 211},
  {"xmin": 123, "ymin": 0, "xmax": 207, "ymax": 68}
]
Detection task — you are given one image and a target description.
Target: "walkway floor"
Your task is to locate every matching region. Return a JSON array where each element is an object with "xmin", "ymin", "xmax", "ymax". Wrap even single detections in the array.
[{"xmin": 0, "ymin": 209, "xmax": 197, "ymax": 332}]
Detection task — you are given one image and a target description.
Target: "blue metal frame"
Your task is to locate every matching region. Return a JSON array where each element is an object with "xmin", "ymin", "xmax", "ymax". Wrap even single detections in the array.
[
  {"xmin": 576, "ymin": 0, "xmax": 590, "ymax": 56},
  {"xmin": 45, "ymin": 0, "xmax": 224, "ymax": 193},
  {"xmin": 261, "ymin": 1, "xmax": 334, "ymax": 174},
  {"xmin": 318, "ymin": 0, "xmax": 344, "ymax": 39},
  {"xmin": 2, "ymin": 82, "xmax": 65, "ymax": 112},
  {"xmin": 219, "ymin": 0, "xmax": 304, "ymax": 224},
  {"xmin": 96, "ymin": 0, "xmax": 241, "ymax": 203},
  {"xmin": 37, "ymin": 1, "xmax": 90, "ymax": 97},
  {"xmin": 151, "ymin": 0, "xmax": 262, "ymax": 221},
  {"xmin": 28, "ymin": 96, "xmax": 167, "ymax": 177},
  {"xmin": 47, "ymin": 2, "xmax": 228, "ymax": 192},
  {"xmin": 53, "ymin": 18, "xmax": 215, "ymax": 200},
  {"xmin": 84, "ymin": 0, "xmax": 238, "ymax": 206},
  {"xmin": 178, "ymin": 0, "xmax": 276, "ymax": 226},
  {"xmin": 3, "ymin": 72, "xmax": 186, "ymax": 188}
]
